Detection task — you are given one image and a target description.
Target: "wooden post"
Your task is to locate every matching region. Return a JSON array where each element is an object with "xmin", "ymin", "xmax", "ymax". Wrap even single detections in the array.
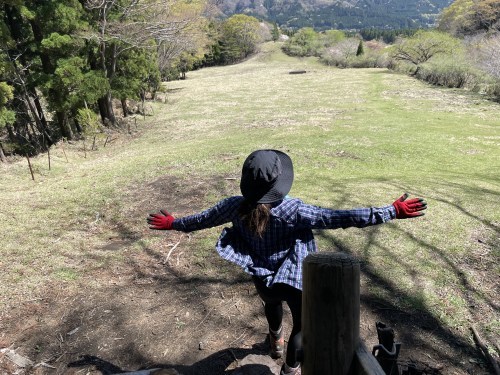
[
  {"xmin": 302, "ymin": 252, "xmax": 361, "ymax": 375},
  {"xmin": 26, "ymin": 155, "xmax": 35, "ymax": 181}
]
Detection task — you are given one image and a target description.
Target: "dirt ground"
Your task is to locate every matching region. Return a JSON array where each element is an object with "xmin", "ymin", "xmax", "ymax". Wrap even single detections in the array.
[{"xmin": 0, "ymin": 174, "xmax": 497, "ymax": 375}]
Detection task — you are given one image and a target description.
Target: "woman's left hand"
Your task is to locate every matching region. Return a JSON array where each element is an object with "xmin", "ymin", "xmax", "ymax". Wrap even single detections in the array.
[{"xmin": 147, "ymin": 210, "xmax": 175, "ymax": 230}]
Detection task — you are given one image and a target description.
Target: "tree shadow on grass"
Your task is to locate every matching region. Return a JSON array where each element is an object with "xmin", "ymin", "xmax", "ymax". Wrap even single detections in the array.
[{"xmin": 313, "ymin": 197, "xmax": 496, "ymax": 373}]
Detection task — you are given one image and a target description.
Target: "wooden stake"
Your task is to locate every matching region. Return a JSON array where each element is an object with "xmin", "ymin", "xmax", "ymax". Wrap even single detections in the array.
[
  {"xmin": 47, "ymin": 147, "xmax": 51, "ymax": 170},
  {"xmin": 61, "ymin": 139, "xmax": 68, "ymax": 162},
  {"xmin": 26, "ymin": 155, "xmax": 35, "ymax": 181}
]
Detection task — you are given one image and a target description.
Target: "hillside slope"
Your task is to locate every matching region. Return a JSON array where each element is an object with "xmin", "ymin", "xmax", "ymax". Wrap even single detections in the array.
[
  {"xmin": 0, "ymin": 43, "xmax": 497, "ymax": 375},
  {"xmin": 217, "ymin": 0, "xmax": 454, "ymax": 30}
]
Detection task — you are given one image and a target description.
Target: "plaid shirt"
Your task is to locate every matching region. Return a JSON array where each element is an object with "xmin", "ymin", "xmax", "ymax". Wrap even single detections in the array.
[{"xmin": 172, "ymin": 196, "xmax": 396, "ymax": 290}]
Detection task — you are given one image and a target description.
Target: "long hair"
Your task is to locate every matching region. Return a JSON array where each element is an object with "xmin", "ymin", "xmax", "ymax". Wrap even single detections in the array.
[{"xmin": 239, "ymin": 200, "xmax": 271, "ymax": 238}]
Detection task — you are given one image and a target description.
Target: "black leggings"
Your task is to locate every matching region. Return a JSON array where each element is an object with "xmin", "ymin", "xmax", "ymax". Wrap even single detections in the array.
[{"xmin": 252, "ymin": 277, "xmax": 302, "ymax": 367}]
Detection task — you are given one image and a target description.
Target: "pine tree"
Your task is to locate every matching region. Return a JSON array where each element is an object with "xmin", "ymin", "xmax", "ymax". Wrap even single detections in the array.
[{"xmin": 356, "ymin": 40, "xmax": 364, "ymax": 56}]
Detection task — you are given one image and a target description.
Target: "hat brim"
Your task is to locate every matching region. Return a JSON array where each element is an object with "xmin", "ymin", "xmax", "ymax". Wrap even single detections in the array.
[{"xmin": 255, "ymin": 150, "xmax": 294, "ymax": 204}]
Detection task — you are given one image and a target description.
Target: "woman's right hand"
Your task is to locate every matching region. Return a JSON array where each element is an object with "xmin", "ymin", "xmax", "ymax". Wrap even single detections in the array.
[{"xmin": 392, "ymin": 193, "xmax": 427, "ymax": 219}]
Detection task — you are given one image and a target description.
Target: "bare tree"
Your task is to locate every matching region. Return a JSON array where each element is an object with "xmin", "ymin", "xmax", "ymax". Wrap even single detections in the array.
[{"xmin": 473, "ymin": 34, "xmax": 500, "ymax": 79}]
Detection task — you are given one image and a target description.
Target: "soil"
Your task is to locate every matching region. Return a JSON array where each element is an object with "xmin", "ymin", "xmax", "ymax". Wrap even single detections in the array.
[{"xmin": 0, "ymin": 174, "xmax": 497, "ymax": 375}]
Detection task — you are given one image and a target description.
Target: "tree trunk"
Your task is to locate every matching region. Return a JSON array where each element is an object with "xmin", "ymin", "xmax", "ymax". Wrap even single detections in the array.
[
  {"xmin": 72, "ymin": 109, "xmax": 83, "ymax": 133},
  {"xmin": 96, "ymin": 38, "xmax": 117, "ymax": 126},
  {"xmin": 106, "ymin": 92, "xmax": 116, "ymax": 125},
  {"xmin": 97, "ymin": 93, "xmax": 116, "ymax": 125},
  {"xmin": 121, "ymin": 98, "xmax": 128, "ymax": 117},
  {"xmin": 31, "ymin": 91, "xmax": 53, "ymax": 145},
  {"xmin": 0, "ymin": 142, "xmax": 7, "ymax": 163},
  {"xmin": 56, "ymin": 111, "xmax": 73, "ymax": 140},
  {"xmin": 6, "ymin": 125, "xmax": 16, "ymax": 144}
]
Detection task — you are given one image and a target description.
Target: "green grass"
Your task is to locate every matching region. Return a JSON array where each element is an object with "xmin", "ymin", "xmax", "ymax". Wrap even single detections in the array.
[{"xmin": 0, "ymin": 42, "xmax": 498, "ymax": 343}]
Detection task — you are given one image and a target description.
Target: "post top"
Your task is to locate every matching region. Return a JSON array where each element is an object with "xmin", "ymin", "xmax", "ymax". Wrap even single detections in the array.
[{"xmin": 304, "ymin": 251, "xmax": 360, "ymax": 266}]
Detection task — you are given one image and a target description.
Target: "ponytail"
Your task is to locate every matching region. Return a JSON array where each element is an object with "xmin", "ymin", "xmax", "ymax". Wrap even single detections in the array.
[{"xmin": 239, "ymin": 200, "xmax": 271, "ymax": 238}]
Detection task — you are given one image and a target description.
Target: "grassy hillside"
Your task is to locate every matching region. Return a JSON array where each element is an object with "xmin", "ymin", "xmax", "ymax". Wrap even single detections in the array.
[{"xmin": 0, "ymin": 42, "xmax": 498, "ymax": 373}]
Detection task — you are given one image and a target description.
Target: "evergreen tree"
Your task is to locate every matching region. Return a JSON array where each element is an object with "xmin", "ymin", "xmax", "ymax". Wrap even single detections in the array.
[
  {"xmin": 271, "ymin": 23, "xmax": 280, "ymax": 42},
  {"xmin": 356, "ymin": 40, "xmax": 364, "ymax": 56}
]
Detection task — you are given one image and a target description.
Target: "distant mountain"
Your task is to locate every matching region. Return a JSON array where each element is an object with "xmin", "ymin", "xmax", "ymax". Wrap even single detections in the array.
[{"xmin": 216, "ymin": 0, "xmax": 454, "ymax": 30}]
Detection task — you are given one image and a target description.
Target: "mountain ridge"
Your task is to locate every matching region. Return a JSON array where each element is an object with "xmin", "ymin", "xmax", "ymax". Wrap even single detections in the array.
[{"xmin": 217, "ymin": 0, "xmax": 454, "ymax": 30}]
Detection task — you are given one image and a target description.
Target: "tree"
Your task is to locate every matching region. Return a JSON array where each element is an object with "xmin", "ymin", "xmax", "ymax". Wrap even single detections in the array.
[
  {"xmin": 111, "ymin": 46, "xmax": 160, "ymax": 115},
  {"xmin": 1, "ymin": 2, "xmax": 55, "ymax": 148},
  {"xmin": 473, "ymin": 34, "xmax": 500, "ymax": 79},
  {"xmin": 220, "ymin": 14, "xmax": 262, "ymax": 64},
  {"xmin": 438, "ymin": 0, "xmax": 500, "ymax": 35},
  {"xmin": 83, "ymin": 0, "xmax": 211, "ymax": 124},
  {"xmin": 282, "ymin": 27, "xmax": 320, "ymax": 57},
  {"xmin": 356, "ymin": 40, "xmax": 364, "ymax": 56},
  {"xmin": 321, "ymin": 29, "xmax": 345, "ymax": 47},
  {"xmin": 391, "ymin": 30, "xmax": 461, "ymax": 67},
  {"xmin": 271, "ymin": 23, "xmax": 280, "ymax": 42},
  {"xmin": 321, "ymin": 38, "xmax": 360, "ymax": 67},
  {"xmin": 0, "ymin": 79, "xmax": 15, "ymax": 162},
  {"xmin": 27, "ymin": 0, "xmax": 89, "ymax": 140}
]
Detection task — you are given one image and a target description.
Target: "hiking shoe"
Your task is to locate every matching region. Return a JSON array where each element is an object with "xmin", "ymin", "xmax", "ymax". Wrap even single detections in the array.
[
  {"xmin": 269, "ymin": 329, "xmax": 284, "ymax": 358},
  {"xmin": 280, "ymin": 364, "xmax": 301, "ymax": 375}
]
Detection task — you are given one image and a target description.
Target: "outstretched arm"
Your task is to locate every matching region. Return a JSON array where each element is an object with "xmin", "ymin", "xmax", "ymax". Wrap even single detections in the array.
[
  {"xmin": 297, "ymin": 193, "xmax": 427, "ymax": 230},
  {"xmin": 147, "ymin": 196, "xmax": 244, "ymax": 232}
]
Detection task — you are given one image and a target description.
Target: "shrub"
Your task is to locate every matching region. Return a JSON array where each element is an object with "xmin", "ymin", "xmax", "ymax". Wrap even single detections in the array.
[
  {"xmin": 350, "ymin": 51, "xmax": 390, "ymax": 68},
  {"xmin": 282, "ymin": 27, "xmax": 321, "ymax": 57},
  {"xmin": 415, "ymin": 55, "xmax": 480, "ymax": 88},
  {"xmin": 321, "ymin": 40, "xmax": 389, "ymax": 68}
]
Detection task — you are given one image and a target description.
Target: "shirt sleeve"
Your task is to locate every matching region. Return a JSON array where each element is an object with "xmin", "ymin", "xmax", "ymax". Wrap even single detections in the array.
[
  {"xmin": 172, "ymin": 196, "xmax": 243, "ymax": 232},
  {"xmin": 296, "ymin": 203, "xmax": 396, "ymax": 230}
]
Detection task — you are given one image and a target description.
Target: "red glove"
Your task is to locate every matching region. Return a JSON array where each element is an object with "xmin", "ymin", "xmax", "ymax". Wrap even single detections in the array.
[
  {"xmin": 147, "ymin": 210, "xmax": 175, "ymax": 230},
  {"xmin": 392, "ymin": 193, "xmax": 427, "ymax": 219}
]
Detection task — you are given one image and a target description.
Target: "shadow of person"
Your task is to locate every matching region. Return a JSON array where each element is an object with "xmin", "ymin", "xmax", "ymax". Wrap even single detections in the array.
[
  {"xmin": 67, "ymin": 355, "xmax": 124, "ymax": 374},
  {"xmin": 67, "ymin": 341, "xmax": 279, "ymax": 375}
]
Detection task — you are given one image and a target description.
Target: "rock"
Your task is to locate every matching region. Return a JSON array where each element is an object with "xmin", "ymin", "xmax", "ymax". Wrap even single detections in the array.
[{"xmin": 0, "ymin": 348, "xmax": 34, "ymax": 368}]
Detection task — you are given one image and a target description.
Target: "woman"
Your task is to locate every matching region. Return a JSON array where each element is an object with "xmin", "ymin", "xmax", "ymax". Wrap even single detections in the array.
[{"xmin": 147, "ymin": 149, "xmax": 427, "ymax": 375}]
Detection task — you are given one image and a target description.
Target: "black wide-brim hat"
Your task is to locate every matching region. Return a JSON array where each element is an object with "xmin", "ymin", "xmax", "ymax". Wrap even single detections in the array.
[{"xmin": 240, "ymin": 149, "xmax": 294, "ymax": 204}]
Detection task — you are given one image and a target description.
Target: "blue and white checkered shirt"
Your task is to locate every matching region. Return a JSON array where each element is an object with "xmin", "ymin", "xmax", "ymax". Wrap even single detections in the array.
[{"xmin": 172, "ymin": 196, "xmax": 396, "ymax": 290}]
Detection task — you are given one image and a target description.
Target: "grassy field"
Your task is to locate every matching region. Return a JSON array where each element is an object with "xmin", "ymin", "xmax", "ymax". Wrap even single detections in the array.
[{"xmin": 0, "ymin": 42, "xmax": 498, "ymax": 373}]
